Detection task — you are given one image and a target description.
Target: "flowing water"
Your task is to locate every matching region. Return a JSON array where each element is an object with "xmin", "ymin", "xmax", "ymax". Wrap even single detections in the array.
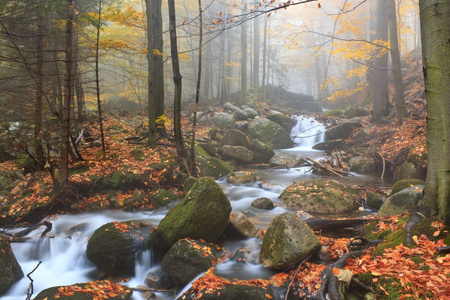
[{"xmin": 4, "ymin": 116, "xmax": 389, "ymax": 300}]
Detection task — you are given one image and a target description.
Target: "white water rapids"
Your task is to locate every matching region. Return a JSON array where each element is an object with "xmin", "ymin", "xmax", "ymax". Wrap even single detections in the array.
[{"xmin": 4, "ymin": 116, "xmax": 384, "ymax": 299}]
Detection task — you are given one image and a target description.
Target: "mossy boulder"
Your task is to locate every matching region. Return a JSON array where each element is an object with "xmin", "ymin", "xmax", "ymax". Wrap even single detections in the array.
[
  {"xmin": 151, "ymin": 189, "xmax": 179, "ymax": 207},
  {"xmin": 208, "ymin": 128, "xmax": 224, "ymax": 141},
  {"xmin": 226, "ymin": 171, "xmax": 256, "ymax": 184},
  {"xmin": 348, "ymin": 156, "xmax": 373, "ymax": 174},
  {"xmin": 366, "ymin": 192, "xmax": 383, "ymax": 210},
  {"xmin": 198, "ymin": 142, "xmax": 217, "ymax": 157},
  {"xmin": 150, "ymin": 177, "xmax": 232, "ymax": 250},
  {"xmin": 197, "ymin": 157, "xmax": 233, "ymax": 179},
  {"xmin": 86, "ymin": 221, "xmax": 150, "ymax": 276},
  {"xmin": 211, "ymin": 113, "xmax": 235, "ymax": 129},
  {"xmin": 180, "ymin": 284, "xmax": 275, "ymax": 300},
  {"xmin": 324, "ymin": 118, "xmax": 362, "ymax": 141},
  {"xmin": 391, "ymin": 179, "xmax": 426, "ymax": 195},
  {"xmin": 260, "ymin": 212, "xmax": 320, "ymax": 270},
  {"xmin": 161, "ymin": 238, "xmax": 220, "ymax": 286},
  {"xmin": 312, "ymin": 139, "xmax": 346, "ymax": 151},
  {"xmin": 279, "ymin": 180, "xmax": 358, "ymax": 214},
  {"xmin": 251, "ymin": 197, "xmax": 274, "ymax": 210},
  {"xmin": 269, "ymin": 152, "xmax": 305, "ymax": 168},
  {"xmin": 243, "ymin": 107, "xmax": 259, "ymax": 119},
  {"xmin": 248, "ymin": 139, "xmax": 275, "ymax": 164},
  {"xmin": 266, "ymin": 114, "xmax": 297, "ymax": 133},
  {"xmin": 377, "ymin": 185, "xmax": 424, "ymax": 217},
  {"xmin": 248, "ymin": 118, "xmax": 294, "ymax": 149},
  {"xmin": 218, "ymin": 129, "xmax": 249, "ymax": 149},
  {"xmin": 220, "ymin": 145, "xmax": 254, "ymax": 164},
  {"xmin": 33, "ymin": 281, "xmax": 132, "ymax": 300},
  {"xmin": 228, "ymin": 212, "xmax": 259, "ymax": 238},
  {"xmin": 0, "ymin": 235, "xmax": 23, "ymax": 296}
]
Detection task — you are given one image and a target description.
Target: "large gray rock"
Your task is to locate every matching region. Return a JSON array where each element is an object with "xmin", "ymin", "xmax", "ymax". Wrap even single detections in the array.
[
  {"xmin": 195, "ymin": 145, "xmax": 233, "ymax": 179},
  {"xmin": 150, "ymin": 177, "xmax": 232, "ymax": 250},
  {"xmin": 243, "ymin": 107, "xmax": 259, "ymax": 119},
  {"xmin": 248, "ymin": 139, "xmax": 275, "ymax": 164},
  {"xmin": 226, "ymin": 171, "xmax": 256, "ymax": 184},
  {"xmin": 251, "ymin": 197, "xmax": 275, "ymax": 210},
  {"xmin": 228, "ymin": 212, "xmax": 259, "ymax": 238},
  {"xmin": 86, "ymin": 221, "xmax": 150, "ymax": 276},
  {"xmin": 324, "ymin": 118, "xmax": 362, "ymax": 141},
  {"xmin": 161, "ymin": 239, "xmax": 220, "ymax": 286},
  {"xmin": 348, "ymin": 156, "xmax": 373, "ymax": 174},
  {"xmin": 279, "ymin": 180, "xmax": 358, "ymax": 214},
  {"xmin": 248, "ymin": 118, "xmax": 294, "ymax": 149},
  {"xmin": 223, "ymin": 102, "xmax": 238, "ymax": 113},
  {"xmin": 212, "ymin": 112, "xmax": 235, "ymax": 129},
  {"xmin": 218, "ymin": 129, "xmax": 249, "ymax": 149},
  {"xmin": 267, "ymin": 114, "xmax": 297, "ymax": 133},
  {"xmin": 233, "ymin": 108, "xmax": 249, "ymax": 121},
  {"xmin": 34, "ymin": 281, "xmax": 132, "ymax": 300},
  {"xmin": 220, "ymin": 145, "xmax": 254, "ymax": 164},
  {"xmin": 377, "ymin": 185, "xmax": 424, "ymax": 217},
  {"xmin": 260, "ymin": 212, "xmax": 320, "ymax": 270},
  {"xmin": 312, "ymin": 140, "xmax": 346, "ymax": 151},
  {"xmin": 269, "ymin": 152, "xmax": 305, "ymax": 168},
  {"xmin": 0, "ymin": 235, "xmax": 23, "ymax": 296}
]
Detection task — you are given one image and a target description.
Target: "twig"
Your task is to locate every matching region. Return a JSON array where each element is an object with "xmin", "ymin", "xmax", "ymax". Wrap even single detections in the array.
[
  {"xmin": 26, "ymin": 261, "xmax": 42, "ymax": 300},
  {"xmin": 377, "ymin": 152, "xmax": 386, "ymax": 179},
  {"xmin": 284, "ymin": 254, "xmax": 312, "ymax": 300}
]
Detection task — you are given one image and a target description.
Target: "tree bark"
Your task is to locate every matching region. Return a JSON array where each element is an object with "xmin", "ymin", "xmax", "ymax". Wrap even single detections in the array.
[
  {"xmin": 420, "ymin": 0, "xmax": 450, "ymax": 223},
  {"xmin": 388, "ymin": 0, "xmax": 407, "ymax": 124},
  {"xmin": 145, "ymin": 0, "xmax": 157, "ymax": 146},
  {"xmin": 168, "ymin": 0, "xmax": 185, "ymax": 158},
  {"xmin": 240, "ymin": 0, "xmax": 248, "ymax": 105},
  {"xmin": 152, "ymin": 0, "xmax": 165, "ymax": 134},
  {"xmin": 34, "ymin": 2, "xmax": 45, "ymax": 169},
  {"xmin": 95, "ymin": 0, "xmax": 106, "ymax": 160},
  {"xmin": 253, "ymin": 16, "xmax": 260, "ymax": 90}
]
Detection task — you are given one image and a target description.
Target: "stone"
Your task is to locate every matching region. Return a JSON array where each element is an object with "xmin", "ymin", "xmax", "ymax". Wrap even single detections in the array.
[
  {"xmin": 324, "ymin": 118, "xmax": 362, "ymax": 141},
  {"xmin": 269, "ymin": 152, "xmax": 305, "ymax": 168},
  {"xmin": 196, "ymin": 156, "xmax": 233, "ymax": 179},
  {"xmin": 248, "ymin": 139, "xmax": 275, "ymax": 164},
  {"xmin": 312, "ymin": 139, "xmax": 346, "ymax": 151},
  {"xmin": 220, "ymin": 145, "xmax": 254, "ymax": 164},
  {"xmin": 86, "ymin": 221, "xmax": 150, "ymax": 276},
  {"xmin": 391, "ymin": 179, "xmax": 426, "ymax": 195},
  {"xmin": 223, "ymin": 102, "xmax": 238, "ymax": 113},
  {"xmin": 150, "ymin": 177, "xmax": 232, "ymax": 250},
  {"xmin": 260, "ymin": 212, "xmax": 320, "ymax": 270},
  {"xmin": 378, "ymin": 185, "xmax": 424, "ymax": 217},
  {"xmin": 211, "ymin": 112, "xmax": 235, "ymax": 129},
  {"xmin": 218, "ymin": 129, "xmax": 249, "ymax": 149},
  {"xmin": 266, "ymin": 114, "xmax": 297, "ymax": 133},
  {"xmin": 208, "ymin": 128, "xmax": 224, "ymax": 141},
  {"xmin": 226, "ymin": 171, "xmax": 257, "ymax": 184},
  {"xmin": 161, "ymin": 239, "xmax": 220, "ymax": 286},
  {"xmin": 248, "ymin": 118, "xmax": 294, "ymax": 149},
  {"xmin": 0, "ymin": 235, "xmax": 23, "ymax": 296},
  {"xmin": 243, "ymin": 107, "xmax": 259, "ymax": 119},
  {"xmin": 348, "ymin": 156, "xmax": 373, "ymax": 174},
  {"xmin": 198, "ymin": 142, "xmax": 217, "ymax": 157},
  {"xmin": 394, "ymin": 161, "xmax": 418, "ymax": 180},
  {"xmin": 251, "ymin": 197, "xmax": 275, "ymax": 210},
  {"xmin": 279, "ymin": 180, "xmax": 358, "ymax": 214},
  {"xmin": 228, "ymin": 212, "xmax": 259, "ymax": 238},
  {"xmin": 233, "ymin": 108, "xmax": 249, "ymax": 121},
  {"xmin": 366, "ymin": 192, "xmax": 384, "ymax": 210},
  {"xmin": 180, "ymin": 284, "xmax": 275, "ymax": 300}
]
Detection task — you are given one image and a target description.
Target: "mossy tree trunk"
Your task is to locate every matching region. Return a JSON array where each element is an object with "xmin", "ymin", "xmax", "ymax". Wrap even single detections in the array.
[{"xmin": 420, "ymin": 0, "xmax": 450, "ymax": 223}]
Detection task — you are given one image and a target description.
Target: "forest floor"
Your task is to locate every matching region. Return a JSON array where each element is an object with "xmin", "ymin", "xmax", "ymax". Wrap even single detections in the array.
[{"xmin": 1, "ymin": 75, "xmax": 449, "ymax": 298}]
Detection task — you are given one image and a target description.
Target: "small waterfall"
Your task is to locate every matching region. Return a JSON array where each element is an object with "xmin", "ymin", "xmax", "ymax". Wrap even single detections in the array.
[{"xmin": 290, "ymin": 115, "xmax": 325, "ymax": 148}]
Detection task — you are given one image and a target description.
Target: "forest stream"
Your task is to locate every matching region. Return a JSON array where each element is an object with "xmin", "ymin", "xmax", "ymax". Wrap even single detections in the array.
[{"xmin": 4, "ymin": 116, "xmax": 392, "ymax": 300}]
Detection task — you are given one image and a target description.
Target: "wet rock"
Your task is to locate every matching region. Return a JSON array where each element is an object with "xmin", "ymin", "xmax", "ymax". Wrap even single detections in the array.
[
  {"xmin": 183, "ymin": 284, "xmax": 275, "ymax": 300},
  {"xmin": 324, "ymin": 118, "xmax": 362, "ymax": 141},
  {"xmin": 366, "ymin": 192, "xmax": 384, "ymax": 210},
  {"xmin": 243, "ymin": 107, "xmax": 259, "ymax": 119},
  {"xmin": 260, "ymin": 212, "xmax": 320, "ymax": 270},
  {"xmin": 378, "ymin": 185, "xmax": 424, "ymax": 217},
  {"xmin": 348, "ymin": 156, "xmax": 373, "ymax": 174},
  {"xmin": 212, "ymin": 113, "xmax": 235, "ymax": 129},
  {"xmin": 248, "ymin": 118, "xmax": 294, "ymax": 149},
  {"xmin": 145, "ymin": 269, "xmax": 171, "ymax": 290},
  {"xmin": 208, "ymin": 128, "xmax": 224, "ymax": 141},
  {"xmin": 33, "ymin": 281, "xmax": 132, "ymax": 300},
  {"xmin": 218, "ymin": 129, "xmax": 249, "ymax": 149},
  {"xmin": 267, "ymin": 114, "xmax": 297, "ymax": 133},
  {"xmin": 226, "ymin": 171, "xmax": 256, "ymax": 184},
  {"xmin": 394, "ymin": 161, "xmax": 418, "ymax": 180},
  {"xmin": 251, "ymin": 197, "xmax": 274, "ymax": 210},
  {"xmin": 312, "ymin": 139, "xmax": 346, "ymax": 151},
  {"xmin": 195, "ymin": 145, "xmax": 232, "ymax": 179},
  {"xmin": 150, "ymin": 177, "xmax": 232, "ymax": 250},
  {"xmin": 0, "ymin": 235, "xmax": 23, "ymax": 296},
  {"xmin": 198, "ymin": 142, "xmax": 217, "ymax": 157},
  {"xmin": 86, "ymin": 221, "xmax": 150, "ymax": 276},
  {"xmin": 184, "ymin": 177, "xmax": 198, "ymax": 193},
  {"xmin": 220, "ymin": 145, "xmax": 254, "ymax": 164},
  {"xmin": 279, "ymin": 180, "xmax": 358, "ymax": 214},
  {"xmin": 151, "ymin": 189, "xmax": 179, "ymax": 207},
  {"xmin": 161, "ymin": 238, "xmax": 220, "ymax": 286},
  {"xmin": 248, "ymin": 139, "xmax": 275, "ymax": 164},
  {"xmin": 235, "ymin": 121, "xmax": 249, "ymax": 132},
  {"xmin": 228, "ymin": 212, "xmax": 259, "ymax": 238},
  {"xmin": 269, "ymin": 152, "xmax": 305, "ymax": 168},
  {"xmin": 234, "ymin": 108, "xmax": 249, "ymax": 121}
]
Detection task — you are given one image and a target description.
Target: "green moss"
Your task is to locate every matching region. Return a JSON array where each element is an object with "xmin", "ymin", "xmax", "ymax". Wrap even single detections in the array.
[
  {"xmin": 391, "ymin": 179, "xmax": 425, "ymax": 195},
  {"xmin": 373, "ymin": 229, "xmax": 408, "ymax": 256},
  {"xmin": 323, "ymin": 109, "xmax": 344, "ymax": 116},
  {"xmin": 356, "ymin": 274, "xmax": 406, "ymax": 300},
  {"xmin": 130, "ymin": 149, "xmax": 145, "ymax": 160}
]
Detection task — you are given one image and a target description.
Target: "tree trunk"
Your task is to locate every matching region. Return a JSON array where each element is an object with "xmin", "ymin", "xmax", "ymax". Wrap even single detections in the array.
[
  {"xmin": 253, "ymin": 16, "xmax": 260, "ymax": 90},
  {"xmin": 168, "ymin": 0, "xmax": 185, "ymax": 158},
  {"xmin": 371, "ymin": 0, "xmax": 389, "ymax": 123},
  {"xmin": 145, "ymin": 0, "xmax": 157, "ymax": 146},
  {"xmin": 388, "ymin": 0, "xmax": 407, "ymax": 124},
  {"xmin": 60, "ymin": 0, "xmax": 74, "ymax": 188},
  {"xmin": 240, "ymin": 0, "xmax": 248, "ymax": 105},
  {"xmin": 34, "ymin": 2, "xmax": 45, "ymax": 169},
  {"xmin": 152, "ymin": 0, "xmax": 165, "ymax": 134},
  {"xmin": 419, "ymin": 0, "xmax": 450, "ymax": 223},
  {"xmin": 262, "ymin": 15, "xmax": 267, "ymax": 101},
  {"xmin": 95, "ymin": 0, "xmax": 106, "ymax": 160}
]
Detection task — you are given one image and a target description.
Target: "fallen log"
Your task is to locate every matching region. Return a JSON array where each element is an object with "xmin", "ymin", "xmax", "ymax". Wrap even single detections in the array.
[
  {"xmin": 307, "ymin": 156, "xmax": 349, "ymax": 177},
  {"xmin": 305, "ymin": 217, "xmax": 375, "ymax": 231},
  {"xmin": 1, "ymin": 221, "xmax": 53, "ymax": 242}
]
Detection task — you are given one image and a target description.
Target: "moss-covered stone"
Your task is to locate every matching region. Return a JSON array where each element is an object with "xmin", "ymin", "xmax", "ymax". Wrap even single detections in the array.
[
  {"xmin": 151, "ymin": 189, "xmax": 179, "ymax": 207},
  {"xmin": 378, "ymin": 185, "xmax": 423, "ymax": 217},
  {"xmin": 279, "ymin": 180, "xmax": 358, "ymax": 214},
  {"xmin": 366, "ymin": 192, "xmax": 383, "ymax": 210},
  {"xmin": 266, "ymin": 114, "xmax": 297, "ymax": 133},
  {"xmin": 0, "ymin": 235, "xmax": 23, "ymax": 296},
  {"xmin": 151, "ymin": 177, "xmax": 232, "ymax": 250},
  {"xmin": 248, "ymin": 118, "xmax": 294, "ymax": 149},
  {"xmin": 182, "ymin": 284, "xmax": 275, "ymax": 300},
  {"xmin": 391, "ymin": 179, "xmax": 425, "ymax": 195},
  {"xmin": 34, "ymin": 281, "xmax": 132, "ymax": 300},
  {"xmin": 198, "ymin": 142, "xmax": 217, "ymax": 157},
  {"xmin": 196, "ymin": 156, "xmax": 233, "ymax": 179},
  {"xmin": 248, "ymin": 139, "xmax": 275, "ymax": 164},
  {"xmin": 226, "ymin": 171, "xmax": 256, "ymax": 184},
  {"xmin": 218, "ymin": 129, "xmax": 249, "ymax": 149}
]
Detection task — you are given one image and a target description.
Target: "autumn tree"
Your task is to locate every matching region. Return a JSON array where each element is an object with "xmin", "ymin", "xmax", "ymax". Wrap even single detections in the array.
[{"xmin": 419, "ymin": 0, "xmax": 450, "ymax": 224}]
